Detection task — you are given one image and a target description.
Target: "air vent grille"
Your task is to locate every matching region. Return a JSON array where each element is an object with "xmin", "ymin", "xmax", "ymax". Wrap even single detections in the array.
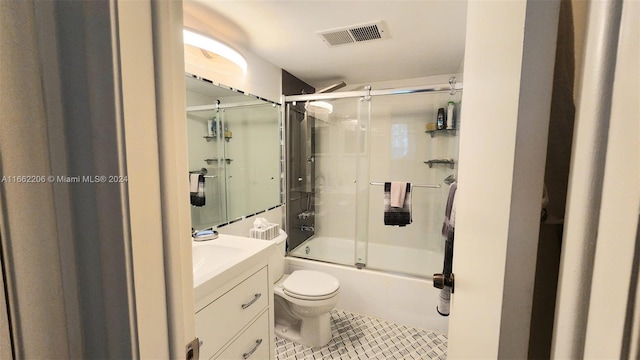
[
  {"xmin": 322, "ymin": 30, "xmax": 354, "ymax": 46},
  {"xmin": 350, "ymin": 25, "xmax": 382, "ymax": 42},
  {"xmin": 318, "ymin": 21, "xmax": 389, "ymax": 47}
]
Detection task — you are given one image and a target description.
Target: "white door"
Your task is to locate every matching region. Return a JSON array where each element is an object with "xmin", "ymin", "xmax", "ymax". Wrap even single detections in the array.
[{"xmin": 447, "ymin": 1, "xmax": 561, "ymax": 358}]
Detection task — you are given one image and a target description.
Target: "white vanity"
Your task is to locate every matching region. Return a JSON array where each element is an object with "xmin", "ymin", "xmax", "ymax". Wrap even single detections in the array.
[{"xmin": 193, "ymin": 234, "xmax": 275, "ymax": 360}]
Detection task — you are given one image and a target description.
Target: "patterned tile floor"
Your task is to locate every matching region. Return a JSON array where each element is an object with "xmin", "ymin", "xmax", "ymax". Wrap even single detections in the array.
[{"xmin": 274, "ymin": 309, "xmax": 447, "ymax": 359}]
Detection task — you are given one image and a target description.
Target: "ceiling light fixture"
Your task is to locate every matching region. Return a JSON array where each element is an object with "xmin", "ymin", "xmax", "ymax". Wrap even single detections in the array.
[
  {"xmin": 183, "ymin": 28, "xmax": 248, "ymax": 74},
  {"xmin": 305, "ymin": 101, "xmax": 333, "ymax": 114}
]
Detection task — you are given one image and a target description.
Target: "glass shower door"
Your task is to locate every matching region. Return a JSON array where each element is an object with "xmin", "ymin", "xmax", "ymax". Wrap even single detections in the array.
[
  {"xmin": 364, "ymin": 91, "xmax": 462, "ymax": 278},
  {"xmin": 287, "ymin": 97, "xmax": 370, "ymax": 267}
]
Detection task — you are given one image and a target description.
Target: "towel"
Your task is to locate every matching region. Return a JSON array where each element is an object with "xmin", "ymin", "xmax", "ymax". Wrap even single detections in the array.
[
  {"xmin": 190, "ymin": 174, "xmax": 206, "ymax": 207},
  {"xmin": 438, "ymin": 182, "xmax": 457, "ymax": 316},
  {"xmin": 384, "ymin": 182, "xmax": 412, "ymax": 226},
  {"xmin": 390, "ymin": 181, "xmax": 407, "ymax": 208},
  {"xmin": 440, "ymin": 182, "xmax": 457, "ymax": 238},
  {"xmin": 189, "ymin": 174, "xmax": 200, "ymax": 192}
]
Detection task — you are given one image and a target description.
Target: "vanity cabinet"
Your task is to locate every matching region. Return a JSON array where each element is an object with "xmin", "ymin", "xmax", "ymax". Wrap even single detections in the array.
[{"xmin": 196, "ymin": 265, "xmax": 274, "ymax": 360}]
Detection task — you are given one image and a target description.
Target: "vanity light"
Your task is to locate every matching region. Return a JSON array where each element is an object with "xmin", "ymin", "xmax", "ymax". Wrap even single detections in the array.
[
  {"xmin": 305, "ymin": 101, "xmax": 333, "ymax": 114},
  {"xmin": 183, "ymin": 28, "xmax": 248, "ymax": 74}
]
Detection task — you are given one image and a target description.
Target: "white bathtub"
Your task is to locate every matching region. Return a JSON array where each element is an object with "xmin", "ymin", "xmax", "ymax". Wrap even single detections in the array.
[
  {"xmin": 287, "ymin": 239, "xmax": 449, "ymax": 334},
  {"xmin": 289, "ymin": 236, "xmax": 444, "ymax": 278}
]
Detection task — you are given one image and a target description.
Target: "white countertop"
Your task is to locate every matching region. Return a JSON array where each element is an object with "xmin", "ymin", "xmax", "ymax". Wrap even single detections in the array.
[{"xmin": 192, "ymin": 234, "xmax": 274, "ymax": 306}]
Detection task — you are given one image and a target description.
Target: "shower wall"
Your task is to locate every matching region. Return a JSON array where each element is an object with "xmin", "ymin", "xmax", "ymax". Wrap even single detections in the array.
[{"xmin": 282, "ymin": 70, "xmax": 316, "ymax": 251}]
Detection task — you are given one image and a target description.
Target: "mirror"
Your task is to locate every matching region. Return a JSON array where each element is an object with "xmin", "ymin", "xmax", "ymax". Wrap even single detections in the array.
[{"xmin": 185, "ymin": 74, "xmax": 282, "ymax": 230}]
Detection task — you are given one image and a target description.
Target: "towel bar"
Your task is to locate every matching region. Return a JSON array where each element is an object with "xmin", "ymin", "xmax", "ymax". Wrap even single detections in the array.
[{"xmin": 189, "ymin": 168, "xmax": 217, "ymax": 178}]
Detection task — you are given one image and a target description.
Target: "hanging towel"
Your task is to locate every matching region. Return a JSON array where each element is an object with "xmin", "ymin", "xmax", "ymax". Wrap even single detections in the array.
[
  {"xmin": 438, "ymin": 182, "xmax": 457, "ymax": 316},
  {"xmin": 190, "ymin": 174, "xmax": 206, "ymax": 207},
  {"xmin": 390, "ymin": 181, "xmax": 407, "ymax": 208},
  {"xmin": 384, "ymin": 182, "xmax": 412, "ymax": 226},
  {"xmin": 440, "ymin": 182, "xmax": 457, "ymax": 238}
]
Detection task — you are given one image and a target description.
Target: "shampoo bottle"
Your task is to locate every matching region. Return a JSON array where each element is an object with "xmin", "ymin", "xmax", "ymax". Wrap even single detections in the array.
[
  {"xmin": 437, "ymin": 108, "xmax": 445, "ymax": 129},
  {"xmin": 207, "ymin": 119, "xmax": 214, "ymax": 137},
  {"xmin": 446, "ymin": 101, "xmax": 455, "ymax": 129}
]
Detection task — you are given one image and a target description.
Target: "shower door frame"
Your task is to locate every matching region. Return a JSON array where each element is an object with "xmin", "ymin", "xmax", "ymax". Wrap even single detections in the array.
[{"xmin": 283, "ymin": 80, "xmax": 464, "ymax": 271}]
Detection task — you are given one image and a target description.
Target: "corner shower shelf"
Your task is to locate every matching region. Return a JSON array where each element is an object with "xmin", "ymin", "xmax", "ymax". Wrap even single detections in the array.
[
  {"xmin": 425, "ymin": 128, "xmax": 457, "ymax": 138},
  {"xmin": 424, "ymin": 159, "xmax": 455, "ymax": 169}
]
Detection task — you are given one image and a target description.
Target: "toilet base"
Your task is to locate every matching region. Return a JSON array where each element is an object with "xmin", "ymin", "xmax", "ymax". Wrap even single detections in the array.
[{"xmin": 275, "ymin": 311, "xmax": 332, "ymax": 348}]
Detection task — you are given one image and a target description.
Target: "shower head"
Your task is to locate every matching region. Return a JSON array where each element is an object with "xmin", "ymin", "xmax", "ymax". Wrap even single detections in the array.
[{"xmin": 316, "ymin": 81, "xmax": 346, "ymax": 94}]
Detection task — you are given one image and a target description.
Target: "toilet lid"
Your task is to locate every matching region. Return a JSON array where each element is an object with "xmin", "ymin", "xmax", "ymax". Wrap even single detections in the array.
[{"xmin": 282, "ymin": 270, "xmax": 340, "ymax": 298}]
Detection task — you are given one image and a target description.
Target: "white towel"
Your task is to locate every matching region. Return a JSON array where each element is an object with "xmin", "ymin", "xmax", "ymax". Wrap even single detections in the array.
[
  {"xmin": 450, "ymin": 195, "xmax": 457, "ymax": 228},
  {"xmin": 390, "ymin": 181, "xmax": 407, "ymax": 208},
  {"xmin": 190, "ymin": 174, "xmax": 200, "ymax": 192}
]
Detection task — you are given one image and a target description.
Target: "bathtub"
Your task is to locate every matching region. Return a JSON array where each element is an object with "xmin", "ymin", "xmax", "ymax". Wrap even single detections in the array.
[
  {"xmin": 289, "ymin": 236, "xmax": 445, "ymax": 279},
  {"xmin": 287, "ymin": 237, "xmax": 448, "ymax": 334}
]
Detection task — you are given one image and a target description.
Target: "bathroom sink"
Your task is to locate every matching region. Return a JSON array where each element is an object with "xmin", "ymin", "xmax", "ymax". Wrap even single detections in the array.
[
  {"xmin": 192, "ymin": 243, "xmax": 244, "ymax": 279},
  {"xmin": 191, "ymin": 234, "xmax": 275, "ymax": 305}
]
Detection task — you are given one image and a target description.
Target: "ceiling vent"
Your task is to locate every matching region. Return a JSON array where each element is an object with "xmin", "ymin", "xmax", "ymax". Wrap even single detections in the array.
[{"xmin": 317, "ymin": 21, "xmax": 389, "ymax": 47}]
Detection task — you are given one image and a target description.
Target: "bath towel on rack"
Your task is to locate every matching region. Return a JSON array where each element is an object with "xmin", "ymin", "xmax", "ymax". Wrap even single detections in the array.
[
  {"xmin": 384, "ymin": 182, "xmax": 412, "ymax": 226},
  {"xmin": 190, "ymin": 174, "xmax": 206, "ymax": 207},
  {"xmin": 438, "ymin": 182, "xmax": 457, "ymax": 316}
]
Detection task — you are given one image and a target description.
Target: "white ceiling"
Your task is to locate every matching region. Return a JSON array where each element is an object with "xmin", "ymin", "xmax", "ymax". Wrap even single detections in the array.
[{"xmin": 190, "ymin": 1, "xmax": 468, "ymax": 89}]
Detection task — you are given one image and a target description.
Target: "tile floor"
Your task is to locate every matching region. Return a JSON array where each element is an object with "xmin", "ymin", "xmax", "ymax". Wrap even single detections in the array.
[{"xmin": 274, "ymin": 309, "xmax": 447, "ymax": 359}]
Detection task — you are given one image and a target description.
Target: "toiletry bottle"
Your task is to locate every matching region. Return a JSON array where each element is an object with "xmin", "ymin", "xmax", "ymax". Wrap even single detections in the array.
[
  {"xmin": 446, "ymin": 101, "xmax": 455, "ymax": 129},
  {"xmin": 207, "ymin": 119, "xmax": 214, "ymax": 137},
  {"xmin": 437, "ymin": 108, "xmax": 445, "ymax": 130}
]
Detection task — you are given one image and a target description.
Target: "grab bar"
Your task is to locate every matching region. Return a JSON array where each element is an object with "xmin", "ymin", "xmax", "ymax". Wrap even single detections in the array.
[{"xmin": 370, "ymin": 181, "xmax": 440, "ymax": 189}]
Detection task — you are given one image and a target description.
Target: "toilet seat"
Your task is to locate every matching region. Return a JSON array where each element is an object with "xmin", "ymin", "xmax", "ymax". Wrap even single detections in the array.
[{"xmin": 282, "ymin": 270, "xmax": 340, "ymax": 300}]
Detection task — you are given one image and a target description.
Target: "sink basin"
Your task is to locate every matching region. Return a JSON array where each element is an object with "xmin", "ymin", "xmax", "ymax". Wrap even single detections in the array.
[
  {"xmin": 191, "ymin": 234, "xmax": 275, "ymax": 306},
  {"xmin": 192, "ymin": 243, "xmax": 244, "ymax": 277}
]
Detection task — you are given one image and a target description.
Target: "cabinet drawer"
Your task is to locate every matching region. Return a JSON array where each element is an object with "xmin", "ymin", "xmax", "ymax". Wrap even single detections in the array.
[
  {"xmin": 197, "ymin": 267, "xmax": 268, "ymax": 360},
  {"xmin": 215, "ymin": 310, "xmax": 270, "ymax": 360}
]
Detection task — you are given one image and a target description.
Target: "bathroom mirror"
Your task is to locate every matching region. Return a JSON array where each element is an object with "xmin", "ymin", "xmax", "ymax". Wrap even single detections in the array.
[{"xmin": 186, "ymin": 74, "xmax": 282, "ymax": 230}]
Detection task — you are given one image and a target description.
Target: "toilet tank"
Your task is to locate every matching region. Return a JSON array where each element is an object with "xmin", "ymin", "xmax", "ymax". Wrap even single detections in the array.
[{"xmin": 268, "ymin": 230, "xmax": 288, "ymax": 283}]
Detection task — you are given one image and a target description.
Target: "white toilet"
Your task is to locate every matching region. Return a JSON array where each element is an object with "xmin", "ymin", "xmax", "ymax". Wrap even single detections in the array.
[{"xmin": 269, "ymin": 231, "xmax": 340, "ymax": 348}]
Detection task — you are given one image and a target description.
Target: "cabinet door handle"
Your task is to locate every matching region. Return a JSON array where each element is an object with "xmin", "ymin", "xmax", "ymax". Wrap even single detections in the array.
[
  {"xmin": 241, "ymin": 293, "xmax": 261, "ymax": 309},
  {"xmin": 242, "ymin": 339, "xmax": 262, "ymax": 359}
]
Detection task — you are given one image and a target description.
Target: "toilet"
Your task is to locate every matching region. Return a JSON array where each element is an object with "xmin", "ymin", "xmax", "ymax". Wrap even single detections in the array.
[{"xmin": 268, "ymin": 231, "xmax": 340, "ymax": 348}]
